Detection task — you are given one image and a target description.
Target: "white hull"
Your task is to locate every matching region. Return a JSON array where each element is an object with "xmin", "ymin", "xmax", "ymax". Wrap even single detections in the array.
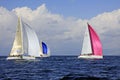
[
  {"xmin": 39, "ymin": 54, "xmax": 50, "ymax": 57},
  {"xmin": 78, "ymin": 55, "xmax": 103, "ymax": 59},
  {"xmin": 22, "ymin": 56, "xmax": 35, "ymax": 60},
  {"xmin": 7, "ymin": 56, "xmax": 21, "ymax": 60},
  {"xmin": 6, "ymin": 56, "xmax": 35, "ymax": 60}
]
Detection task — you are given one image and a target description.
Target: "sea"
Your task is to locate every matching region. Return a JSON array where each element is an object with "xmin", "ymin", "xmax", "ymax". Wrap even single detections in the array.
[{"xmin": 0, "ymin": 56, "xmax": 120, "ymax": 80}]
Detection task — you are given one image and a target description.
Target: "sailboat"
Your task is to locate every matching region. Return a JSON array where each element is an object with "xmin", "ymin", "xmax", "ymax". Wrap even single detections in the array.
[
  {"xmin": 78, "ymin": 23, "xmax": 103, "ymax": 59},
  {"xmin": 7, "ymin": 17, "xmax": 41, "ymax": 60},
  {"xmin": 39, "ymin": 41, "xmax": 50, "ymax": 57}
]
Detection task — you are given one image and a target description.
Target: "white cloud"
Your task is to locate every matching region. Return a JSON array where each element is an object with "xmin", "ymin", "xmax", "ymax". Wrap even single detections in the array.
[
  {"xmin": 0, "ymin": 4, "xmax": 120, "ymax": 55},
  {"xmin": 89, "ymin": 10, "xmax": 120, "ymax": 52},
  {"xmin": 0, "ymin": 7, "xmax": 17, "ymax": 46}
]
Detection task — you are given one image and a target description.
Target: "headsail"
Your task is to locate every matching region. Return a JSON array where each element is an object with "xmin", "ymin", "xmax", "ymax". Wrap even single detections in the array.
[
  {"xmin": 42, "ymin": 42, "xmax": 48, "ymax": 54},
  {"xmin": 22, "ymin": 22, "xmax": 40, "ymax": 57}
]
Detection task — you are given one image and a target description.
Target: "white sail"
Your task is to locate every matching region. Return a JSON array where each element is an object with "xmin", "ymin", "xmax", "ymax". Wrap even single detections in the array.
[
  {"xmin": 22, "ymin": 22, "xmax": 28, "ymax": 54},
  {"xmin": 81, "ymin": 26, "xmax": 92, "ymax": 55},
  {"xmin": 7, "ymin": 17, "xmax": 40, "ymax": 60},
  {"xmin": 22, "ymin": 22, "xmax": 40, "ymax": 57},
  {"xmin": 39, "ymin": 42, "xmax": 43, "ymax": 56},
  {"xmin": 9, "ymin": 17, "xmax": 23, "ymax": 56}
]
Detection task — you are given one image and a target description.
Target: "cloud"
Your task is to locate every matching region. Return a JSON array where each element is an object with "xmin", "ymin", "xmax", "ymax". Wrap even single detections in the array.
[
  {"xmin": 0, "ymin": 4, "xmax": 120, "ymax": 56},
  {"xmin": 89, "ymin": 10, "xmax": 120, "ymax": 52},
  {"xmin": 0, "ymin": 7, "xmax": 17, "ymax": 46}
]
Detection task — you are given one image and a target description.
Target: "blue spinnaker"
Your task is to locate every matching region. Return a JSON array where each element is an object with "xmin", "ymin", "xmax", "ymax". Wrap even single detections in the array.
[{"xmin": 42, "ymin": 42, "xmax": 48, "ymax": 54}]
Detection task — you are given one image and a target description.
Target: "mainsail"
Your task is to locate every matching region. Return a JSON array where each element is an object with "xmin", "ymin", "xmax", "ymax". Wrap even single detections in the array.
[
  {"xmin": 81, "ymin": 24, "xmax": 92, "ymax": 55},
  {"xmin": 9, "ymin": 17, "xmax": 23, "ymax": 56}
]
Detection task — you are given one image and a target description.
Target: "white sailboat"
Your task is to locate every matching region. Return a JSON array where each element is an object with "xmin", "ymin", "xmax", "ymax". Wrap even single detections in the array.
[
  {"xmin": 7, "ymin": 17, "xmax": 41, "ymax": 60},
  {"xmin": 78, "ymin": 23, "xmax": 103, "ymax": 59},
  {"xmin": 39, "ymin": 41, "xmax": 50, "ymax": 57}
]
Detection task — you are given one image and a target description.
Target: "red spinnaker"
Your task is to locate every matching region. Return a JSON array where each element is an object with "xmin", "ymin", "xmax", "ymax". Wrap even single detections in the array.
[{"xmin": 88, "ymin": 24, "xmax": 102, "ymax": 56}]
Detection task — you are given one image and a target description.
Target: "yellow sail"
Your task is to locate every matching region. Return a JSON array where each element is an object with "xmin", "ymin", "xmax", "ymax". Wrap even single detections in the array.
[{"xmin": 9, "ymin": 17, "xmax": 23, "ymax": 56}]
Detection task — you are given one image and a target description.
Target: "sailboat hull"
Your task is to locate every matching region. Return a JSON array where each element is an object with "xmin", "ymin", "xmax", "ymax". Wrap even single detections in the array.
[
  {"xmin": 7, "ymin": 56, "xmax": 21, "ymax": 60},
  {"xmin": 6, "ymin": 56, "xmax": 35, "ymax": 60},
  {"xmin": 22, "ymin": 56, "xmax": 35, "ymax": 60},
  {"xmin": 39, "ymin": 54, "xmax": 50, "ymax": 57},
  {"xmin": 78, "ymin": 55, "xmax": 103, "ymax": 59}
]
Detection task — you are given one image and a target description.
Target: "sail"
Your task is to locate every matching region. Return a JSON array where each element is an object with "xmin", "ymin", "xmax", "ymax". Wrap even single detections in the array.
[
  {"xmin": 22, "ymin": 22, "xmax": 40, "ymax": 57},
  {"xmin": 88, "ymin": 24, "xmax": 102, "ymax": 56},
  {"xmin": 42, "ymin": 42, "xmax": 48, "ymax": 54},
  {"xmin": 8, "ymin": 17, "xmax": 40, "ymax": 60},
  {"xmin": 81, "ymin": 25, "xmax": 92, "ymax": 55},
  {"xmin": 39, "ymin": 41, "xmax": 50, "ymax": 57},
  {"xmin": 22, "ymin": 22, "xmax": 28, "ymax": 54},
  {"xmin": 9, "ymin": 17, "xmax": 23, "ymax": 56},
  {"xmin": 39, "ymin": 42, "xmax": 43, "ymax": 56}
]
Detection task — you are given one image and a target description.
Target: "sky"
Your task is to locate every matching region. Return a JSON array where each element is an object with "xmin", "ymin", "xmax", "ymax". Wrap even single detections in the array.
[{"xmin": 0, "ymin": 0, "xmax": 120, "ymax": 56}]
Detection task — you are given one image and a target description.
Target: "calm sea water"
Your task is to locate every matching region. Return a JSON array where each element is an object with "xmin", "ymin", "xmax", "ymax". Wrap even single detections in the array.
[{"xmin": 0, "ymin": 56, "xmax": 120, "ymax": 80}]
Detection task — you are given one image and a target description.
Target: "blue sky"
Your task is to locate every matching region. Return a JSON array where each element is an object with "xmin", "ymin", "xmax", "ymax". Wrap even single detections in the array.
[
  {"xmin": 0, "ymin": 0, "xmax": 120, "ymax": 56},
  {"xmin": 0, "ymin": 0, "xmax": 120, "ymax": 19}
]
